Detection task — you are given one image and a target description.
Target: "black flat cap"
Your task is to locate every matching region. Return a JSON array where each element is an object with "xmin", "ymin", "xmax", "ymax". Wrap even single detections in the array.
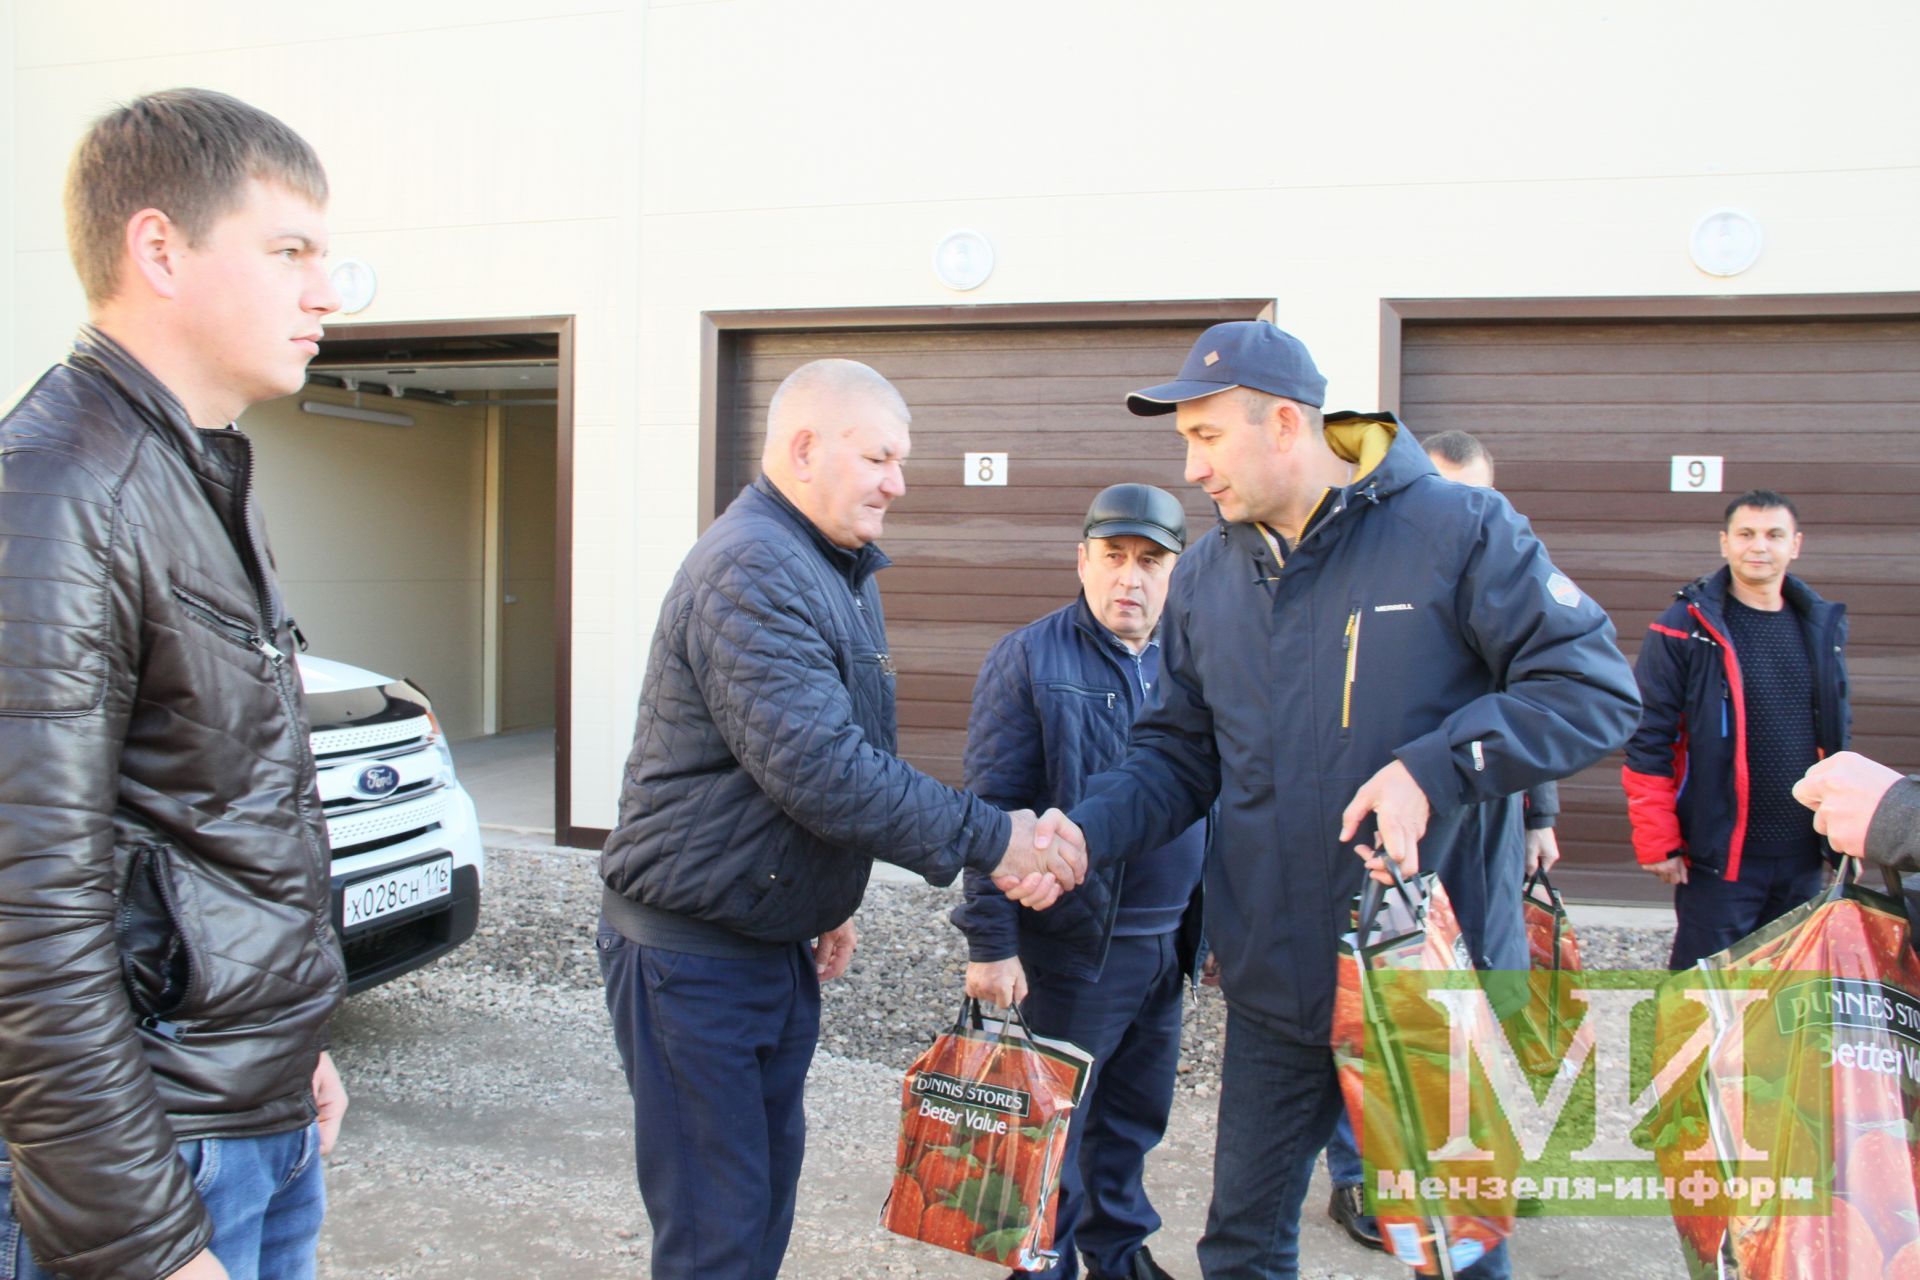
[{"xmin": 1084, "ymin": 483, "xmax": 1186, "ymax": 553}]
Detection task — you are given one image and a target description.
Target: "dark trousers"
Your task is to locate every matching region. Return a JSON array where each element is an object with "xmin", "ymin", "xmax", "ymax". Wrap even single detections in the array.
[
  {"xmin": 1198, "ymin": 1006, "xmax": 1511, "ymax": 1280},
  {"xmin": 597, "ymin": 927, "xmax": 820, "ymax": 1280},
  {"xmin": 1669, "ymin": 855, "xmax": 1828, "ymax": 969},
  {"xmin": 1019, "ymin": 932, "xmax": 1186, "ymax": 1280}
]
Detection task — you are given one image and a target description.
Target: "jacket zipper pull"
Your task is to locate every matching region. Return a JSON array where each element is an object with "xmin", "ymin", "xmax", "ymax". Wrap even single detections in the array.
[
  {"xmin": 1341, "ymin": 609, "xmax": 1361, "ymax": 730},
  {"xmin": 287, "ymin": 618, "xmax": 310, "ymax": 652},
  {"xmin": 252, "ymin": 634, "xmax": 286, "ymax": 665},
  {"xmin": 1107, "ymin": 692, "xmax": 1116, "ymax": 710},
  {"xmin": 140, "ymin": 1016, "xmax": 184, "ymax": 1042}
]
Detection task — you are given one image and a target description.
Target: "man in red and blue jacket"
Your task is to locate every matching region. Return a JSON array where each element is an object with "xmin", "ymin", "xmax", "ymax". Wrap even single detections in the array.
[{"xmin": 1622, "ymin": 490, "xmax": 1849, "ymax": 969}]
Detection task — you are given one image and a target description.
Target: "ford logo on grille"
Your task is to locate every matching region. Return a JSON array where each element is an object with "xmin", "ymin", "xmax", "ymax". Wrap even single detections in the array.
[{"xmin": 356, "ymin": 765, "xmax": 401, "ymax": 798}]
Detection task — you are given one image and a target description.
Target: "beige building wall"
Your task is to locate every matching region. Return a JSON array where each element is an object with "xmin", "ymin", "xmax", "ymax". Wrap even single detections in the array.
[
  {"xmin": 613, "ymin": 0, "xmax": 1920, "ymax": 829},
  {"xmin": 242, "ymin": 389, "xmax": 490, "ymax": 740},
  {"xmin": 9, "ymin": 2, "xmax": 1918, "ymax": 831}
]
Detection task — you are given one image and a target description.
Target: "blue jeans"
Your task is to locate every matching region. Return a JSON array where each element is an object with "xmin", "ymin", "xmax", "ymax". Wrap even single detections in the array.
[
  {"xmin": 1323, "ymin": 1112, "xmax": 1363, "ymax": 1188},
  {"xmin": 598, "ymin": 927, "xmax": 820, "ymax": 1280},
  {"xmin": 0, "ymin": 1124, "xmax": 324, "ymax": 1280},
  {"xmin": 1018, "ymin": 932, "xmax": 1185, "ymax": 1280},
  {"xmin": 1199, "ymin": 1007, "xmax": 1509, "ymax": 1280}
]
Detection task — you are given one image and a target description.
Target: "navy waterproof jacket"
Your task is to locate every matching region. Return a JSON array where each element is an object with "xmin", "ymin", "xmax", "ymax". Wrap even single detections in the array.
[
  {"xmin": 949, "ymin": 597, "xmax": 1204, "ymax": 982},
  {"xmin": 599, "ymin": 477, "xmax": 1013, "ymax": 943},
  {"xmin": 1068, "ymin": 415, "xmax": 1641, "ymax": 1043},
  {"xmin": 1621, "ymin": 567, "xmax": 1848, "ymax": 881}
]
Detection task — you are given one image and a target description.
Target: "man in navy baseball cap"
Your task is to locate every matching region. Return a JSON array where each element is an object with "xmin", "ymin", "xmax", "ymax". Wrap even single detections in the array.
[
  {"xmin": 1126, "ymin": 320, "xmax": 1327, "ymax": 415},
  {"xmin": 1029, "ymin": 316, "xmax": 1639, "ymax": 1279}
]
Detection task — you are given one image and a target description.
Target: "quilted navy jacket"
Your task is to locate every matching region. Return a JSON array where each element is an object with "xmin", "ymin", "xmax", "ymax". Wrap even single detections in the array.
[
  {"xmin": 1068, "ymin": 415, "xmax": 1641, "ymax": 1043},
  {"xmin": 1621, "ymin": 567, "xmax": 1848, "ymax": 880},
  {"xmin": 949, "ymin": 597, "xmax": 1204, "ymax": 982},
  {"xmin": 600, "ymin": 477, "xmax": 1013, "ymax": 943}
]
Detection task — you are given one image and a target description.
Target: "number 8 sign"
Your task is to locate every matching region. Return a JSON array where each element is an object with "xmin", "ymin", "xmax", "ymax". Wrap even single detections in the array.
[
  {"xmin": 965, "ymin": 452, "xmax": 1009, "ymax": 487},
  {"xmin": 1669, "ymin": 455, "xmax": 1723, "ymax": 493}
]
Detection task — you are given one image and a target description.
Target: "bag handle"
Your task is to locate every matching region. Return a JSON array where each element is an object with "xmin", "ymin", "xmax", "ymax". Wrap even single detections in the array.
[
  {"xmin": 1523, "ymin": 863, "xmax": 1558, "ymax": 902},
  {"xmin": 1829, "ymin": 854, "xmax": 1903, "ymax": 902},
  {"xmin": 1354, "ymin": 859, "xmax": 1422, "ymax": 950},
  {"xmin": 951, "ymin": 993, "xmax": 1038, "ymax": 1045}
]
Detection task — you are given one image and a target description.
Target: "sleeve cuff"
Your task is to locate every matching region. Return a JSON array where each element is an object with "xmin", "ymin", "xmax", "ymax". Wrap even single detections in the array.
[
  {"xmin": 1394, "ymin": 730, "xmax": 1464, "ymax": 817},
  {"xmin": 961, "ymin": 806, "xmax": 1014, "ymax": 878},
  {"xmin": 1864, "ymin": 777, "xmax": 1920, "ymax": 873}
]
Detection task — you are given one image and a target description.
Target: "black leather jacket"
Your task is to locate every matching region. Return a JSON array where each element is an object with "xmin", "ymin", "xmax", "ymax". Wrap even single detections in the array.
[{"xmin": 0, "ymin": 329, "xmax": 343, "ymax": 1279}]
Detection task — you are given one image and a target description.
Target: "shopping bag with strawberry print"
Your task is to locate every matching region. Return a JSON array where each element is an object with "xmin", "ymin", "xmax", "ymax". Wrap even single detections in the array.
[
  {"xmin": 883, "ymin": 996, "xmax": 1092, "ymax": 1269},
  {"xmin": 1650, "ymin": 860, "xmax": 1920, "ymax": 1280},
  {"xmin": 1331, "ymin": 866, "xmax": 1519, "ymax": 1278},
  {"xmin": 1508, "ymin": 865, "xmax": 1584, "ymax": 1078}
]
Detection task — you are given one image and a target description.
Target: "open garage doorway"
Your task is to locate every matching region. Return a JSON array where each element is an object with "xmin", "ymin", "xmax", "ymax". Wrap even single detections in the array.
[{"xmin": 238, "ymin": 317, "xmax": 575, "ymax": 837}]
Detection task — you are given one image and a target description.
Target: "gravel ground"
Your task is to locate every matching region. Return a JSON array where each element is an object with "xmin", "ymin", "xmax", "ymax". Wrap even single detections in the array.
[{"xmin": 316, "ymin": 846, "xmax": 1687, "ymax": 1279}]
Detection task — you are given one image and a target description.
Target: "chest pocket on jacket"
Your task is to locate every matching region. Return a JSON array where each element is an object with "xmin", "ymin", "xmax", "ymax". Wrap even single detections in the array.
[
  {"xmin": 1043, "ymin": 683, "xmax": 1123, "ymax": 760},
  {"xmin": 851, "ymin": 650, "xmax": 897, "ymax": 750},
  {"xmin": 168, "ymin": 575, "xmax": 275, "ymax": 673},
  {"xmin": 1046, "ymin": 683, "xmax": 1120, "ymax": 714}
]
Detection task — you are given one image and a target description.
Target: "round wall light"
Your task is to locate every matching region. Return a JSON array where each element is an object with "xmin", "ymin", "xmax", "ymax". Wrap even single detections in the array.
[
  {"xmin": 330, "ymin": 259, "xmax": 378, "ymax": 314},
  {"xmin": 1689, "ymin": 210, "xmax": 1762, "ymax": 278},
  {"xmin": 933, "ymin": 230, "xmax": 995, "ymax": 291}
]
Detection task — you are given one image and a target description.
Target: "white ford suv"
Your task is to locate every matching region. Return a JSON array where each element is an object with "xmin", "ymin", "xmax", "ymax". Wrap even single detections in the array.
[{"xmin": 298, "ymin": 655, "xmax": 485, "ymax": 993}]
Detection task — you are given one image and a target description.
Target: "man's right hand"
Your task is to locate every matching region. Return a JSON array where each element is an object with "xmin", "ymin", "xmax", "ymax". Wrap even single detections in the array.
[
  {"xmin": 168, "ymin": 1250, "xmax": 231, "ymax": 1280},
  {"xmin": 1643, "ymin": 855, "xmax": 1689, "ymax": 885},
  {"xmin": 965, "ymin": 957, "xmax": 1028, "ymax": 1007},
  {"xmin": 989, "ymin": 808, "xmax": 1087, "ymax": 908}
]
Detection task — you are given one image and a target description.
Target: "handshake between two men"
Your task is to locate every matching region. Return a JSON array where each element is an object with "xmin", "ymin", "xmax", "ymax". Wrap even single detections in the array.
[
  {"xmin": 987, "ymin": 808, "xmax": 1092, "ymax": 908},
  {"xmin": 986, "ymin": 757, "xmax": 1437, "ymax": 911}
]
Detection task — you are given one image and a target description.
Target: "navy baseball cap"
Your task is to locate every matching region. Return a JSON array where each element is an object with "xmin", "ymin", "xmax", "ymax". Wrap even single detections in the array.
[
  {"xmin": 1126, "ymin": 321, "xmax": 1327, "ymax": 416},
  {"xmin": 1084, "ymin": 483, "xmax": 1187, "ymax": 553}
]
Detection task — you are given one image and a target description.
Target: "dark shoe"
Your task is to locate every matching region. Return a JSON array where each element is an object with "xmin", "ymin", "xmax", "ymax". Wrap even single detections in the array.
[
  {"xmin": 1128, "ymin": 1246, "xmax": 1177, "ymax": 1280},
  {"xmin": 1328, "ymin": 1183, "xmax": 1385, "ymax": 1252},
  {"xmin": 1088, "ymin": 1246, "xmax": 1178, "ymax": 1280}
]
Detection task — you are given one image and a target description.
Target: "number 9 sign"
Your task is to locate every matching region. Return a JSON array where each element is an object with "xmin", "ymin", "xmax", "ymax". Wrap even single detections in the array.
[{"xmin": 1669, "ymin": 455, "xmax": 1723, "ymax": 493}]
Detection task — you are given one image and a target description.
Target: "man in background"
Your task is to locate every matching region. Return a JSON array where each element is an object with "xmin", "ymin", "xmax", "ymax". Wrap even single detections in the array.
[
  {"xmin": 1423, "ymin": 431, "xmax": 1563, "ymax": 876},
  {"xmin": 954, "ymin": 483, "xmax": 1203, "ymax": 1280},
  {"xmin": 1624, "ymin": 490, "xmax": 1849, "ymax": 968}
]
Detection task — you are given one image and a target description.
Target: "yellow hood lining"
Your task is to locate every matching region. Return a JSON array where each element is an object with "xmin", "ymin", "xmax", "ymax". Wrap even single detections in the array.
[{"xmin": 1322, "ymin": 416, "xmax": 1399, "ymax": 484}]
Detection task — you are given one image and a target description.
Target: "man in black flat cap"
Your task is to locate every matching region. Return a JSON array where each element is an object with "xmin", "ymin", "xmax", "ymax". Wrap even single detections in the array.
[
  {"xmin": 1034, "ymin": 322, "xmax": 1640, "ymax": 1278},
  {"xmin": 952, "ymin": 484, "xmax": 1204, "ymax": 1280}
]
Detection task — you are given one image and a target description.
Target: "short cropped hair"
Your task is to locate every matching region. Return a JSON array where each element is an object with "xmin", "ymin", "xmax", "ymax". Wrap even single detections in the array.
[
  {"xmin": 766, "ymin": 358, "xmax": 910, "ymax": 431},
  {"xmin": 64, "ymin": 88, "xmax": 328, "ymax": 305},
  {"xmin": 1724, "ymin": 489, "xmax": 1799, "ymax": 528},
  {"xmin": 1423, "ymin": 430, "xmax": 1495, "ymax": 482},
  {"xmin": 1237, "ymin": 386, "xmax": 1323, "ymax": 434}
]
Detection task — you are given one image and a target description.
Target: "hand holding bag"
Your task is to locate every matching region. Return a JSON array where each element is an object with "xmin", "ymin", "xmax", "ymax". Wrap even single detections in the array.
[
  {"xmin": 883, "ymin": 996, "xmax": 1092, "ymax": 1270},
  {"xmin": 1332, "ymin": 865, "xmax": 1519, "ymax": 1277}
]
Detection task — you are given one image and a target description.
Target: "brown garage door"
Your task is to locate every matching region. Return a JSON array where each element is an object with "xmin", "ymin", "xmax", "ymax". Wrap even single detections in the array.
[
  {"xmin": 716, "ymin": 322, "xmax": 1229, "ymax": 785},
  {"xmin": 1400, "ymin": 317, "xmax": 1920, "ymax": 903}
]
